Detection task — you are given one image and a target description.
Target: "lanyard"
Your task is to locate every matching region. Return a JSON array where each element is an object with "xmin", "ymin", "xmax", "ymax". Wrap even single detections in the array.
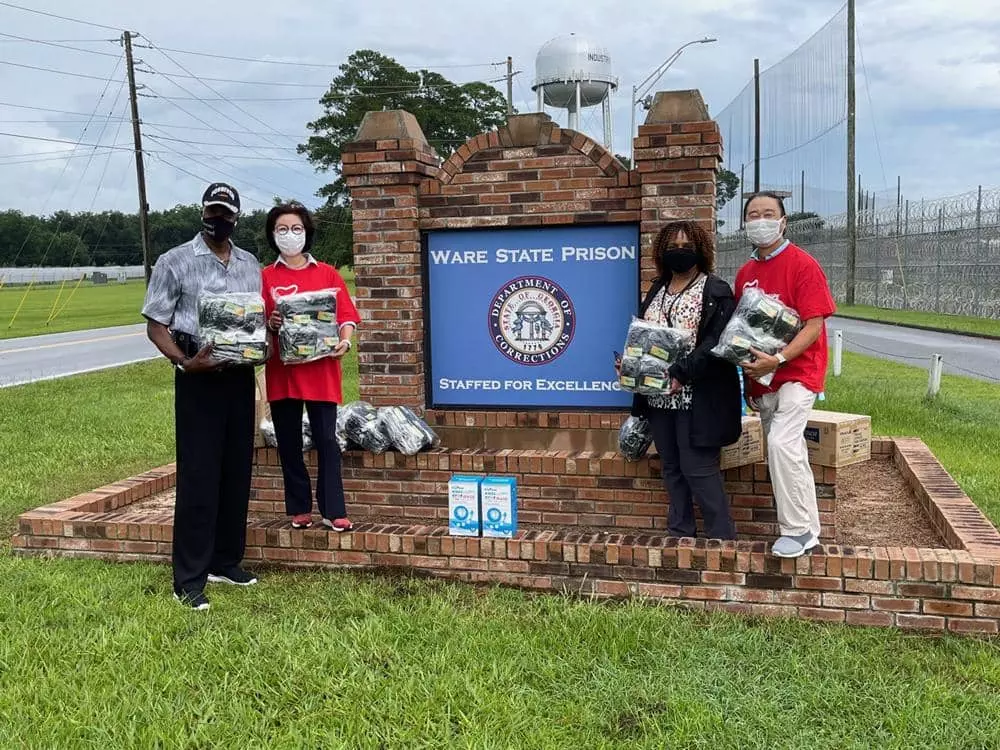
[{"xmin": 660, "ymin": 274, "xmax": 702, "ymax": 327}]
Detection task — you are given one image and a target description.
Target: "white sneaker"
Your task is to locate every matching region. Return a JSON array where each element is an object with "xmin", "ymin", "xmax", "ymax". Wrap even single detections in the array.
[{"xmin": 771, "ymin": 533, "xmax": 819, "ymax": 558}]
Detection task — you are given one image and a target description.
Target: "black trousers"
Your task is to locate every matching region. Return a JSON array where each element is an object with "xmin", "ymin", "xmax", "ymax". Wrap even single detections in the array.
[
  {"xmin": 270, "ymin": 399, "xmax": 346, "ymax": 520},
  {"xmin": 647, "ymin": 408, "xmax": 736, "ymax": 540},
  {"xmin": 173, "ymin": 365, "xmax": 255, "ymax": 594}
]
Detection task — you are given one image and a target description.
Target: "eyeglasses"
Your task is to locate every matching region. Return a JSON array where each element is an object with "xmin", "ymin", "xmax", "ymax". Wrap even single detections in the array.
[{"xmin": 275, "ymin": 226, "xmax": 305, "ymax": 236}]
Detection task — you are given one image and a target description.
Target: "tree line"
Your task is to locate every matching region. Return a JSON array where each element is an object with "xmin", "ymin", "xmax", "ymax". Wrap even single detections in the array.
[{"xmin": 0, "ymin": 202, "xmax": 353, "ymax": 269}]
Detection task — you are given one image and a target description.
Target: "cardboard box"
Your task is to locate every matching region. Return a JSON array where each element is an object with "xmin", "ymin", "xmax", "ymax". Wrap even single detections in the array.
[
  {"xmin": 803, "ymin": 410, "xmax": 871, "ymax": 468},
  {"xmin": 720, "ymin": 416, "xmax": 764, "ymax": 470},
  {"xmin": 448, "ymin": 475, "xmax": 482, "ymax": 536},
  {"xmin": 481, "ymin": 477, "xmax": 517, "ymax": 538}
]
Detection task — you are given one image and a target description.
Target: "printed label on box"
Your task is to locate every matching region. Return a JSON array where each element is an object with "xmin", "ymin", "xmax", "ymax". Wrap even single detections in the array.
[
  {"xmin": 448, "ymin": 475, "xmax": 482, "ymax": 536},
  {"xmin": 481, "ymin": 477, "xmax": 517, "ymax": 538}
]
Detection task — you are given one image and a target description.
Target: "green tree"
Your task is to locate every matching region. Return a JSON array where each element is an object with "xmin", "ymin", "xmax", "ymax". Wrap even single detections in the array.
[
  {"xmin": 717, "ymin": 168, "xmax": 740, "ymax": 212},
  {"xmin": 299, "ymin": 49, "xmax": 508, "ymax": 203}
]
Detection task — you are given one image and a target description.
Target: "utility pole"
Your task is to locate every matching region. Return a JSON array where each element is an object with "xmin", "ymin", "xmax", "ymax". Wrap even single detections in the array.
[
  {"xmin": 753, "ymin": 58, "xmax": 761, "ymax": 192},
  {"xmin": 506, "ymin": 56, "xmax": 514, "ymax": 116},
  {"xmin": 845, "ymin": 0, "xmax": 858, "ymax": 304},
  {"xmin": 123, "ymin": 30, "xmax": 152, "ymax": 285}
]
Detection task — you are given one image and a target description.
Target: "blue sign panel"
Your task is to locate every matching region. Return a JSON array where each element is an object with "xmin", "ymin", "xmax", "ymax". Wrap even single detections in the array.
[{"xmin": 426, "ymin": 224, "xmax": 640, "ymax": 408}]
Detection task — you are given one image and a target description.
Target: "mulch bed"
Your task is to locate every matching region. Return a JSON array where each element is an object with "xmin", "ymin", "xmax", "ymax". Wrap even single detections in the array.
[
  {"xmin": 128, "ymin": 455, "xmax": 948, "ymax": 548},
  {"xmin": 835, "ymin": 455, "xmax": 945, "ymax": 548}
]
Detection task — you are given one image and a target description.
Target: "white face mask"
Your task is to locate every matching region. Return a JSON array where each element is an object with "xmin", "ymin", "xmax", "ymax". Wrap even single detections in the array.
[
  {"xmin": 745, "ymin": 218, "xmax": 784, "ymax": 247},
  {"xmin": 275, "ymin": 231, "xmax": 306, "ymax": 257}
]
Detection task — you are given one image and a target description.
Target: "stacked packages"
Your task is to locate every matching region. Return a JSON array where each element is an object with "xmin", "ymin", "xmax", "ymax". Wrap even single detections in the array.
[
  {"xmin": 198, "ymin": 292, "xmax": 268, "ymax": 365},
  {"xmin": 618, "ymin": 317, "xmax": 693, "ymax": 396},
  {"xmin": 276, "ymin": 289, "xmax": 340, "ymax": 364},
  {"xmin": 710, "ymin": 288, "xmax": 803, "ymax": 385},
  {"xmin": 335, "ymin": 402, "xmax": 440, "ymax": 456}
]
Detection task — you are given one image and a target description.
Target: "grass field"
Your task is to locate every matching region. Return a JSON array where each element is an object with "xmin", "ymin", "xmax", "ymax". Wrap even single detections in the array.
[
  {"xmin": 0, "ymin": 268, "xmax": 358, "ymax": 340},
  {"xmin": 837, "ymin": 303, "xmax": 1000, "ymax": 338},
  {"xmin": 0, "ymin": 280, "xmax": 147, "ymax": 339},
  {"xmin": 2, "ymin": 353, "xmax": 1000, "ymax": 746}
]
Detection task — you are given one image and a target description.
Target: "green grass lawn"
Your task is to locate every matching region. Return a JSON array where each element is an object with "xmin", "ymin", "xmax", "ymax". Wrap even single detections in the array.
[
  {"xmin": 1, "ymin": 353, "xmax": 999, "ymax": 746},
  {"xmin": 0, "ymin": 279, "xmax": 147, "ymax": 339},
  {"xmin": 837, "ymin": 303, "xmax": 1000, "ymax": 338},
  {"xmin": 0, "ymin": 268, "xmax": 357, "ymax": 340}
]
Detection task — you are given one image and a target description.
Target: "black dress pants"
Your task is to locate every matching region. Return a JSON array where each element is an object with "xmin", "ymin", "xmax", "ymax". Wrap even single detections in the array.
[
  {"xmin": 173, "ymin": 365, "xmax": 255, "ymax": 594},
  {"xmin": 270, "ymin": 399, "xmax": 346, "ymax": 520},
  {"xmin": 647, "ymin": 408, "xmax": 736, "ymax": 540}
]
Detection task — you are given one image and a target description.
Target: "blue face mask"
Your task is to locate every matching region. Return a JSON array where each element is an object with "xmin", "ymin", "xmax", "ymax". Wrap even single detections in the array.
[{"xmin": 202, "ymin": 215, "xmax": 236, "ymax": 242}]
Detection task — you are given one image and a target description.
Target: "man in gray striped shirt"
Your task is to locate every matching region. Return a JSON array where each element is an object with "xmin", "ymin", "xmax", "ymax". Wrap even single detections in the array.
[{"xmin": 142, "ymin": 182, "xmax": 263, "ymax": 611}]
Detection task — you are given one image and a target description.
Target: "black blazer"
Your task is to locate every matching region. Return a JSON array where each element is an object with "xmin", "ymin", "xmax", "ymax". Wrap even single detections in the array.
[{"xmin": 630, "ymin": 272, "xmax": 744, "ymax": 448}]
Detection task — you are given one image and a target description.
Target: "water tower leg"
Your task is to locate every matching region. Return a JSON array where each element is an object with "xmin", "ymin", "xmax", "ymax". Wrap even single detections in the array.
[
  {"xmin": 536, "ymin": 87, "xmax": 543, "ymax": 114},
  {"xmin": 602, "ymin": 96, "xmax": 613, "ymax": 150},
  {"xmin": 571, "ymin": 81, "xmax": 581, "ymax": 130}
]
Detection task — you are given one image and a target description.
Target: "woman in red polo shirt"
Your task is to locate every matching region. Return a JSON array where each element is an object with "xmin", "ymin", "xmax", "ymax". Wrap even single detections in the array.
[{"xmin": 262, "ymin": 203, "xmax": 361, "ymax": 531}]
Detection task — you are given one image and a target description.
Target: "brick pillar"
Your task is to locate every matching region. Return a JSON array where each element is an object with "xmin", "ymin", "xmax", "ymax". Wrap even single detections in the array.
[
  {"xmin": 342, "ymin": 111, "xmax": 440, "ymax": 410},
  {"xmin": 633, "ymin": 89, "xmax": 723, "ymax": 290}
]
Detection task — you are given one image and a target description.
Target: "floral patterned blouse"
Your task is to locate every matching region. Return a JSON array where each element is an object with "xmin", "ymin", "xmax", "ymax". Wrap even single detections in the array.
[{"xmin": 642, "ymin": 274, "xmax": 705, "ymax": 410}]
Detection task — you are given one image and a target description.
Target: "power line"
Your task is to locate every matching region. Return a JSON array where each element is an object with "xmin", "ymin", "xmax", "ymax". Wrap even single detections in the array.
[
  {"xmin": 0, "ymin": 31, "xmax": 121, "ymax": 56},
  {"xmin": 143, "ymin": 132, "xmax": 300, "ymax": 151},
  {"xmin": 0, "ymin": 59, "xmax": 125, "ymax": 81},
  {"xmin": 0, "ymin": 1, "xmax": 123, "ymax": 33},
  {"xmin": 136, "ymin": 68, "xmax": 329, "ymax": 89},
  {"xmin": 131, "ymin": 43, "xmax": 499, "ymax": 70},
  {"xmin": 138, "ymin": 41, "xmax": 319, "ymax": 178},
  {"xmin": 0, "ymin": 131, "xmax": 133, "ymax": 150}
]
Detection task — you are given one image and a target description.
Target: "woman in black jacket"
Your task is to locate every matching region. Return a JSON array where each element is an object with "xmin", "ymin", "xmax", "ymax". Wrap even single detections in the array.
[{"xmin": 627, "ymin": 220, "xmax": 743, "ymax": 539}]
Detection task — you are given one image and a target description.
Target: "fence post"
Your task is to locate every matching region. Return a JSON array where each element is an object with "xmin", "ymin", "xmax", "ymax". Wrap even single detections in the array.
[
  {"xmin": 833, "ymin": 330, "xmax": 843, "ymax": 376},
  {"xmin": 926, "ymin": 354, "xmax": 943, "ymax": 398},
  {"xmin": 935, "ymin": 206, "xmax": 943, "ymax": 312},
  {"xmin": 874, "ymin": 218, "xmax": 881, "ymax": 307}
]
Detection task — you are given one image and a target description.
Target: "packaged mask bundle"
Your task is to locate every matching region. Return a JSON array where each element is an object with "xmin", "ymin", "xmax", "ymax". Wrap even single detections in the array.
[
  {"xmin": 336, "ymin": 401, "xmax": 391, "ymax": 454},
  {"xmin": 710, "ymin": 288, "xmax": 802, "ymax": 386},
  {"xmin": 198, "ymin": 292, "xmax": 268, "ymax": 365},
  {"xmin": 618, "ymin": 416, "xmax": 653, "ymax": 462},
  {"xmin": 275, "ymin": 289, "xmax": 340, "ymax": 364},
  {"xmin": 618, "ymin": 317, "xmax": 693, "ymax": 396},
  {"xmin": 376, "ymin": 406, "xmax": 440, "ymax": 455}
]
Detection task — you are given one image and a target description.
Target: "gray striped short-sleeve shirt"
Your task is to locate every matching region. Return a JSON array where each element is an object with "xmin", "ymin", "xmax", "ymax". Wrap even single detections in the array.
[{"xmin": 141, "ymin": 233, "xmax": 262, "ymax": 338}]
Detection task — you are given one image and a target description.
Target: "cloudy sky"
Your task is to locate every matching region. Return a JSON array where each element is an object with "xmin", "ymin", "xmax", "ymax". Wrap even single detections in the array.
[{"xmin": 1, "ymin": 0, "xmax": 998, "ymax": 219}]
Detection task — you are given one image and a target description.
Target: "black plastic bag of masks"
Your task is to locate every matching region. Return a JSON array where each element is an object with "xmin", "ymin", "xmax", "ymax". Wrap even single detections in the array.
[
  {"xmin": 618, "ymin": 416, "xmax": 653, "ymax": 462},
  {"xmin": 335, "ymin": 401, "xmax": 391, "ymax": 454},
  {"xmin": 276, "ymin": 289, "xmax": 340, "ymax": 364},
  {"xmin": 198, "ymin": 292, "xmax": 268, "ymax": 365},
  {"xmin": 618, "ymin": 317, "xmax": 693, "ymax": 396},
  {"xmin": 710, "ymin": 287, "xmax": 802, "ymax": 386}
]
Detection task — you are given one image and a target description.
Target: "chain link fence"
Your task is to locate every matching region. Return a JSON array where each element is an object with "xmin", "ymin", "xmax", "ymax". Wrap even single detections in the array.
[{"xmin": 718, "ymin": 186, "xmax": 1000, "ymax": 319}]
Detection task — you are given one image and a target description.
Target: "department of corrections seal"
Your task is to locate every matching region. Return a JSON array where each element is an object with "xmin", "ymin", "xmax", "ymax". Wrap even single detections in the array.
[{"xmin": 488, "ymin": 276, "xmax": 576, "ymax": 365}]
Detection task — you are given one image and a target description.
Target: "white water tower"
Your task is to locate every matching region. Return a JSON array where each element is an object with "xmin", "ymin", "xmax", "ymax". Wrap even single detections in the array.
[{"xmin": 532, "ymin": 34, "xmax": 618, "ymax": 148}]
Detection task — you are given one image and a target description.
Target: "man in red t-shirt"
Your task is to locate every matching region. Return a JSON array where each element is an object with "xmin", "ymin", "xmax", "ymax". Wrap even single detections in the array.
[{"xmin": 735, "ymin": 192, "xmax": 837, "ymax": 558}]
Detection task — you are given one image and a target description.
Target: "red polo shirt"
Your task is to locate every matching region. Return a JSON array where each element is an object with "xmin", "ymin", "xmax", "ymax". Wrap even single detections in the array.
[
  {"xmin": 262, "ymin": 256, "xmax": 360, "ymax": 404},
  {"xmin": 734, "ymin": 241, "xmax": 836, "ymax": 397}
]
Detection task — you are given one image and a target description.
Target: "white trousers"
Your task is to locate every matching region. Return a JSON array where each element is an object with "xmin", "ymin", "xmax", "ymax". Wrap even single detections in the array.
[{"xmin": 758, "ymin": 381, "xmax": 819, "ymax": 538}]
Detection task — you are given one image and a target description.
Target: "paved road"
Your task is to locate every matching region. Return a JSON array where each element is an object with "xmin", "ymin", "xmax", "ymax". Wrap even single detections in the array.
[
  {"xmin": 0, "ymin": 324, "xmax": 159, "ymax": 388},
  {"xmin": 829, "ymin": 317, "xmax": 1000, "ymax": 382},
  {"xmin": 1, "ymin": 318, "xmax": 998, "ymax": 389}
]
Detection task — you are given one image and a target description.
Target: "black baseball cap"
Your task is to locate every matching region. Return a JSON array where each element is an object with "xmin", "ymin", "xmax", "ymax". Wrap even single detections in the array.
[{"xmin": 202, "ymin": 182, "xmax": 240, "ymax": 215}]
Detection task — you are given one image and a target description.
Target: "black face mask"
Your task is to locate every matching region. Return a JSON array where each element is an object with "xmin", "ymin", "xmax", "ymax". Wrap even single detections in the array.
[
  {"xmin": 664, "ymin": 249, "xmax": 699, "ymax": 274},
  {"xmin": 202, "ymin": 216, "xmax": 236, "ymax": 243}
]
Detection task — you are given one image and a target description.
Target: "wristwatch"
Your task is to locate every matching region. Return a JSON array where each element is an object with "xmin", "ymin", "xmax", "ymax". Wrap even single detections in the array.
[
  {"xmin": 343, "ymin": 339, "xmax": 352, "ymax": 351},
  {"xmin": 775, "ymin": 353, "xmax": 787, "ymax": 365},
  {"xmin": 173, "ymin": 356, "xmax": 190, "ymax": 372}
]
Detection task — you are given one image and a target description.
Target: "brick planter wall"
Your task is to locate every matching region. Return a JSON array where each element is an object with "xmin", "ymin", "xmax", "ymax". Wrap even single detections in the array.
[
  {"xmin": 13, "ymin": 438, "xmax": 1000, "ymax": 634},
  {"xmin": 248, "ymin": 446, "xmax": 836, "ymax": 542}
]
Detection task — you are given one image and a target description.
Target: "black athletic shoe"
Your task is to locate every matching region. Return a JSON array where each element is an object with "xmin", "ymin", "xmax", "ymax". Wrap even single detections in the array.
[
  {"xmin": 207, "ymin": 567, "xmax": 258, "ymax": 586},
  {"xmin": 174, "ymin": 589, "xmax": 210, "ymax": 611}
]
